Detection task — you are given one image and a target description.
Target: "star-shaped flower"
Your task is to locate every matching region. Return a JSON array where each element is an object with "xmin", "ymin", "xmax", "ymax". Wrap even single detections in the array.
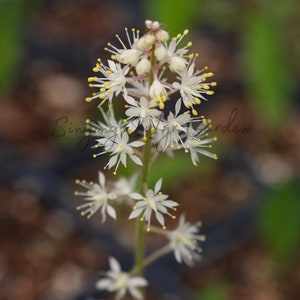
[
  {"xmin": 129, "ymin": 178, "xmax": 178, "ymax": 231},
  {"xmin": 124, "ymin": 93, "xmax": 161, "ymax": 134},
  {"xmin": 74, "ymin": 171, "xmax": 117, "ymax": 221},
  {"xmin": 173, "ymin": 62, "xmax": 216, "ymax": 113},
  {"xmin": 167, "ymin": 215, "xmax": 205, "ymax": 266},
  {"xmin": 96, "ymin": 257, "xmax": 148, "ymax": 300},
  {"xmin": 94, "ymin": 130, "xmax": 144, "ymax": 174}
]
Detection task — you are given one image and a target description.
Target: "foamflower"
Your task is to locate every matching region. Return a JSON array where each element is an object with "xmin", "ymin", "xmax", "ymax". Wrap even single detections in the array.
[{"xmin": 96, "ymin": 257, "xmax": 148, "ymax": 299}]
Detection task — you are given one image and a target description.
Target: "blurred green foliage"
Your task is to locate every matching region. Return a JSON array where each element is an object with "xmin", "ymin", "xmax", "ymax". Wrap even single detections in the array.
[
  {"xmin": 243, "ymin": 10, "xmax": 293, "ymax": 126},
  {"xmin": 143, "ymin": 0, "xmax": 199, "ymax": 36},
  {"xmin": 258, "ymin": 180, "xmax": 300, "ymax": 267},
  {"xmin": 196, "ymin": 280, "xmax": 229, "ymax": 300},
  {"xmin": 0, "ymin": 0, "xmax": 40, "ymax": 93}
]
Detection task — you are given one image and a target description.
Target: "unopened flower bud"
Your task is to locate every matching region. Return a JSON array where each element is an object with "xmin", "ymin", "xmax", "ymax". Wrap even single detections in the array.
[
  {"xmin": 152, "ymin": 21, "xmax": 160, "ymax": 30},
  {"xmin": 145, "ymin": 20, "xmax": 153, "ymax": 29},
  {"xmin": 137, "ymin": 34, "xmax": 155, "ymax": 50},
  {"xmin": 156, "ymin": 30, "xmax": 169, "ymax": 42},
  {"xmin": 168, "ymin": 56, "xmax": 187, "ymax": 72},
  {"xmin": 119, "ymin": 49, "xmax": 141, "ymax": 66},
  {"xmin": 136, "ymin": 57, "xmax": 151, "ymax": 75},
  {"xmin": 154, "ymin": 45, "xmax": 168, "ymax": 61}
]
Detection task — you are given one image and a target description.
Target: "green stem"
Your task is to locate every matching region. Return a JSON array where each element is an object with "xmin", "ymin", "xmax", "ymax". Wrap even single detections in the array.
[
  {"xmin": 134, "ymin": 128, "xmax": 152, "ymax": 276},
  {"xmin": 133, "ymin": 43, "xmax": 156, "ymax": 290}
]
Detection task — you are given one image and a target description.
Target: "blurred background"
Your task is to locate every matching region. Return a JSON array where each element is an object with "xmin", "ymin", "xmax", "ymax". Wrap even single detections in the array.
[{"xmin": 0, "ymin": 0, "xmax": 299, "ymax": 299}]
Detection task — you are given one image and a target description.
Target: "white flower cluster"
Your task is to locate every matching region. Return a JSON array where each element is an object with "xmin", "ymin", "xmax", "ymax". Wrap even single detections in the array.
[
  {"xmin": 86, "ymin": 20, "xmax": 217, "ymax": 173},
  {"xmin": 75, "ymin": 20, "xmax": 215, "ymax": 299}
]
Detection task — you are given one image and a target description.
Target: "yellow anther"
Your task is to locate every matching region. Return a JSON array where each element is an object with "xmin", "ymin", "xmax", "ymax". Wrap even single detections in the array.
[
  {"xmin": 213, "ymin": 154, "xmax": 218, "ymax": 159},
  {"xmin": 88, "ymin": 77, "xmax": 95, "ymax": 82},
  {"xmin": 107, "ymin": 89, "xmax": 112, "ymax": 94},
  {"xmin": 163, "ymin": 226, "xmax": 166, "ymax": 230},
  {"xmin": 189, "ymin": 53, "xmax": 194, "ymax": 59},
  {"xmin": 213, "ymin": 136, "xmax": 218, "ymax": 141},
  {"xmin": 93, "ymin": 67, "xmax": 99, "ymax": 72},
  {"xmin": 211, "ymin": 82, "xmax": 217, "ymax": 86},
  {"xmin": 115, "ymin": 34, "xmax": 119, "ymax": 38},
  {"xmin": 100, "ymin": 87, "xmax": 106, "ymax": 92},
  {"xmin": 187, "ymin": 41, "xmax": 192, "ymax": 47},
  {"xmin": 177, "ymin": 33, "xmax": 182, "ymax": 39},
  {"xmin": 104, "ymin": 82, "xmax": 110, "ymax": 87},
  {"xmin": 107, "ymin": 42, "xmax": 111, "ymax": 46},
  {"xmin": 99, "ymin": 94, "xmax": 106, "ymax": 100},
  {"xmin": 142, "ymin": 136, "xmax": 147, "ymax": 141},
  {"xmin": 192, "ymin": 109, "xmax": 198, "ymax": 116},
  {"xmin": 85, "ymin": 97, "xmax": 92, "ymax": 103},
  {"xmin": 140, "ymin": 217, "xmax": 144, "ymax": 221},
  {"xmin": 203, "ymin": 85, "xmax": 210, "ymax": 89},
  {"xmin": 183, "ymin": 29, "xmax": 189, "ymax": 35},
  {"xmin": 159, "ymin": 102, "xmax": 164, "ymax": 110},
  {"xmin": 184, "ymin": 149, "xmax": 189, "ymax": 153},
  {"xmin": 106, "ymin": 70, "xmax": 112, "ymax": 75},
  {"xmin": 172, "ymin": 215, "xmax": 176, "ymax": 219},
  {"xmin": 187, "ymin": 101, "xmax": 193, "ymax": 107},
  {"xmin": 92, "ymin": 154, "xmax": 97, "ymax": 158},
  {"xmin": 194, "ymin": 98, "xmax": 201, "ymax": 104},
  {"xmin": 147, "ymin": 227, "xmax": 151, "ymax": 232},
  {"xmin": 81, "ymin": 212, "xmax": 85, "ymax": 216},
  {"xmin": 207, "ymin": 72, "xmax": 214, "ymax": 77},
  {"xmin": 113, "ymin": 171, "xmax": 117, "ymax": 175},
  {"xmin": 111, "ymin": 55, "xmax": 116, "ymax": 60},
  {"xmin": 75, "ymin": 179, "xmax": 80, "ymax": 184},
  {"xmin": 85, "ymin": 118, "xmax": 90, "ymax": 123},
  {"xmin": 206, "ymin": 91, "xmax": 214, "ymax": 95},
  {"xmin": 161, "ymin": 95, "xmax": 167, "ymax": 102}
]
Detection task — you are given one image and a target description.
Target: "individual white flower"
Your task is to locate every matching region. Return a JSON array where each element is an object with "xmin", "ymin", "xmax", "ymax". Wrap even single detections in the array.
[
  {"xmin": 124, "ymin": 94, "xmax": 161, "ymax": 134},
  {"xmin": 93, "ymin": 131, "xmax": 144, "ymax": 174},
  {"xmin": 149, "ymin": 78, "xmax": 169, "ymax": 109},
  {"xmin": 105, "ymin": 27, "xmax": 142, "ymax": 66},
  {"xmin": 110, "ymin": 173, "xmax": 138, "ymax": 202},
  {"xmin": 96, "ymin": 257, "xmax": 148, "ymax": 300},
  {"xmin": 129, "ymin": 178, "xmax": 178, "ymax": 231},
  {"xmin": 184, "ymin": 119, "xmax": 218, "ymax": 165},
  {"xmin": 163, "ymin": 29, "xmax": 192, "ymax": 72},
  {"xmin": 173, "ymin": 62, "xmax": 216, "ymax": 113},
  {"xmin": 167, "ymin": 215, "xmax": 205, "ymax": 266},
  {"xmin": 156, "ymin": 100, "xmax": 191, "ymax": 151},
  {"xmin": 86, "ymin": 60, "xmax": 129, "ymax": 105},
  {"xmin": 74, "ymin": 171, "xmax": 117, "ymax": 221}
]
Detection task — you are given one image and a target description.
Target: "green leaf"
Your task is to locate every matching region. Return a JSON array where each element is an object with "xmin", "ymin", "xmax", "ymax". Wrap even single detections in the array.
[
  {"xmin": 258, "ymin": 180, "xmax": 300, "ymax": 266},
  {"xmin": 243, "ymin": 10, "xmax": 293, "ymax": 126}
]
